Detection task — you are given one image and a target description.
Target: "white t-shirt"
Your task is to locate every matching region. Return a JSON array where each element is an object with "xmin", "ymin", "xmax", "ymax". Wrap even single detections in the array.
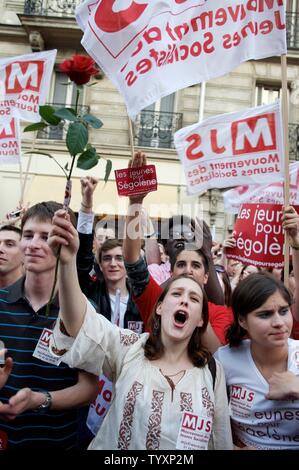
[
  {"xmin": 215, "ymin": 338, "xmax": 299, "ymax": 450},
  {"xmin": 109, "ymin": 292, "xmax": 129, "ymax": 328},
  {"xmin": 51, "ymin": 301, "xmax": 233, "ymax": 450}
]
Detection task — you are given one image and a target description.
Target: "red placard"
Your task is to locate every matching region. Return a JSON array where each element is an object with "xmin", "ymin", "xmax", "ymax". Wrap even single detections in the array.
[
  {"xmin": 115, "ymin": 165, "xmax": 157, "ymax": 197},
  {"xmin": 226, "ymin": 204, "xmax": 299, "ymax": 268}
]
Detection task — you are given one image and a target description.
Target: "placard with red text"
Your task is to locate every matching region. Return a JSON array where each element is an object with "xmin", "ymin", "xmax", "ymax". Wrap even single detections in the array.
[
  {"xmin": 115, "ymin": 165, "xmax": 157, "ymax": 196},
  {"xmin": 174, "ymin": 101, "xmax": 283, "ymax": 194},
  {"xmin": 226, "ymin": 203, "xmax": 299, "ymax": 268}
]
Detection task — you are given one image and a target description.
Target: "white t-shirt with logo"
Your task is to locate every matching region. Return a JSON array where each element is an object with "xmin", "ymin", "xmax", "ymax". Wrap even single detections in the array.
[{"xmin": 215, "ymin": 338, "xmax": 299, "ymax": 450}]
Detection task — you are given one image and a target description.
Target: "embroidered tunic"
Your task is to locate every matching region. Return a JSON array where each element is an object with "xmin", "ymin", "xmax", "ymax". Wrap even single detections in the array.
[{"xmin": 50, "ymin": 301, "xmax": 233, "ymax": 450}]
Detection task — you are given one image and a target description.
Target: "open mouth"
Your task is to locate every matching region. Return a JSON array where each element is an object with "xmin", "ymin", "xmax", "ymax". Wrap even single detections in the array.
[
  {"xmin": 174, "ymin": 310, "xmax": 188, "ymax": 326},
  {"xmin": 175, "ymin": 241, "xmax": 185, "ymax": 250}
]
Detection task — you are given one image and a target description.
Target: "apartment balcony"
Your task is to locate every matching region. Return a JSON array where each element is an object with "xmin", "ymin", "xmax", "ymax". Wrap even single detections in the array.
[
  {"xmin": 286, "ymin": 11, "xmax": 299, "ymax": 50},
  {"xmin": 37, "ymin": 103, "xmax": 90, "ymax": 141},
  {"xmin": 135, "ymin": 110, "xmax": 183, "ymax": 149},
  {"xmin": 289, "ymin": 123, "xmax": 299, "ymax": 161},
  {"xmin": 19, "ymin": 0, "xmax": 82, "ymax": 50},
  {"xmin": 24, "ymin": 0, "xmax": 80, "ymax": 17}
]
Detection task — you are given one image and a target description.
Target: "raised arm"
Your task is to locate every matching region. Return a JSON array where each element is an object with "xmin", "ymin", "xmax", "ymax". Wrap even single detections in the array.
[
  {"xmin": 122, "ymin": 151, "xmax": 149, "ymax": 264},
  {"xmin": 49, "ymin": 209, "xmax": 86, "ymax": 337},
  {"xmin": 282, "ymin": 205, "xmax": 299, "ymax": 321}
]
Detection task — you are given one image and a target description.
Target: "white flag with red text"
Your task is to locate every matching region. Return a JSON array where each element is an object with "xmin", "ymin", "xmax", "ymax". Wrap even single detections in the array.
[
  {"xmin": 0, "ymin": 118, "xmax": 21, "ymax": 165},
  {"xmin": 0, "ymin": 50, "xmax": 57, "ymax": 122},
  {"xmin": 76, "ymin": 0, "xmax": 286, "ymax": 119},
  {"xmin": 174, "ymin": 101, "xmax": 284, "ymax": 194},
  {"xmin": 223, "ymin": 161, "xmax": 299, "ymax": 213}
]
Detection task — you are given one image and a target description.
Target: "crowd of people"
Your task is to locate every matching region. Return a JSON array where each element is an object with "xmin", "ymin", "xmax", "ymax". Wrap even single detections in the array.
[{"xmin": 0, "ymin": 151, "xmax": 298, "ymax": 450}]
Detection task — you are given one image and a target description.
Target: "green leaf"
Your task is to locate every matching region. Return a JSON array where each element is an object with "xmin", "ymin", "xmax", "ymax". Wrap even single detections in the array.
[
  {"xmin": 104, "ymin": 159, "xmax": 112, "ymax": 184},
  {"xmin": 66, "ymin": 122, "xmax": 88, "ymax": 156},
  {"xmin": 77, "ymin": 148, "xmax": 99, "ymax": 170},
  {"xmin": 39, "ymin": 105, "xmax": 61, "ymax": 125},
  {"xmin": 82, "ymin": 114, "xmax": 103, "ymax": 129},
  {"xmin": 23, "ymin": 122, "xmax": 48, "ymax": 132},
  {"xmin": 54, "ymin": 108, "xmax": 77, "ymax": 121}
]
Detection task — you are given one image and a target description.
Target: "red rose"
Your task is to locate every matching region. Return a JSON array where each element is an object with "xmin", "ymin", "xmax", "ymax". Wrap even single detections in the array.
[{"xmin": 59, "ymin": 55, "xmax": 98, "ymax": 85}]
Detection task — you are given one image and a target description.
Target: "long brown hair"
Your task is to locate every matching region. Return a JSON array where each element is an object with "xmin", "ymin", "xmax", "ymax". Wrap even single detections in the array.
[{"xmin": 144, "ymin": 274, "xmax": 211, "ymax": 367}]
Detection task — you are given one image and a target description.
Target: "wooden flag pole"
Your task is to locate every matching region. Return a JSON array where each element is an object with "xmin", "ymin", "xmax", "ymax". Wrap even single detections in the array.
[
  {"xmin": 19, "ymin": 131, "xmax": 37, "ymax": 206},
  {"xmin": 127, "ymin": 116, "xmax": 135, "ymax": 159},
  {"xmin": 281, "ymin": 54, "xmax": 290, "ymax": 287}
]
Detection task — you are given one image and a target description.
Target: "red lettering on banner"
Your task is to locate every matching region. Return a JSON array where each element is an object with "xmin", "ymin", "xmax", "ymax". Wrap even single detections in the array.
[
  {"xmin": 186, "ymin": 134, "xmax": 203, "ymax": 160},
  {"xmin": 0, "ymin": 119, "xmax": 15, "ymax": 139},
  {"xmin": 94, "ymin": 0, "xmax": 149, "ymax": 33},
  {"xmin": 5, "ymin": 61, "xmax": 44, "ymax": 94},
  {"xmin": 210, "ymin": 129, "xmax": 226, "ymax": 154},
  {"xmin": 231, "ymin": 113, "xmax": 276, "ymax": 155}
]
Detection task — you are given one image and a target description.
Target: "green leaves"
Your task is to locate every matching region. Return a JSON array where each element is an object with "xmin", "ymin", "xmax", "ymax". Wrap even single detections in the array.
[
  {"xmin": 77, "ymin": 147, "xmax": 99, "ymax": 170},
  {"xmin": 104, "ymin": 159, "xmax": 112, "ymax": 183},
  {"xmin": 66, "ymin": 122, "xmax": 88, "ymax": 156},
  {"xmin": 54, "ymin": 108, "xmax": 76, "ymax": 121},
  {"xmin": 23, "ymin": 122, "xmax": 48, "ymax": 132},
  {"xmin": 39, "ymin": 105, "xmax": 61, "ymax": 125},
  {"xmin": 82, "ymin": 114, "xmax": 103, "ymax": 129}
]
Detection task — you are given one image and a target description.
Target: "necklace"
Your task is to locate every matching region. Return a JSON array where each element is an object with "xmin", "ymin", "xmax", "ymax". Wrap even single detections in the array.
[{"xmin": 159, "ymin": 369, "xmax": 186, "ymax": 401}]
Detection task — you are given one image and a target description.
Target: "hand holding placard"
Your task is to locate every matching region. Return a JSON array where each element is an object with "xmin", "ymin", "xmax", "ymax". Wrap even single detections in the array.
[{"xmin": 115, "ymin": 151, "xmax": 157, "ymax": 200}]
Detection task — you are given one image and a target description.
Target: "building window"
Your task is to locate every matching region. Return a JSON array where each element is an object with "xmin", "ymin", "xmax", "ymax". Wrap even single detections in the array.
[
  {"xmin": 255, "ymin": 83, "xmax": 281, "ymax": 106},
  {"xmin": 38, "ymin": 71, "xmax": 87, "ymax": 140},
  {"xmin": 135, "ymin": 93, "xmax": 182, "ymax": 149}
]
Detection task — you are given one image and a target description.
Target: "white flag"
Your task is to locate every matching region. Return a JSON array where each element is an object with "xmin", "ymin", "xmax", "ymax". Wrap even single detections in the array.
[
  {"xmin": 0, "ymin": 50, "xmax": 57, "ymax": 123},
  {"xmin": 223, "ymin": 161, "xmax": 299, "ymax": 213},
  {"xmin": 174, "ymin": 101, "xmax": 284, "ymax": 194},
  {"xmin": 0, "ymin": 118, "xmax": 21, "ymax": 165},
  {"xmin": 76, "ymin": 0, "xmax": 286, "ymax": 119}
]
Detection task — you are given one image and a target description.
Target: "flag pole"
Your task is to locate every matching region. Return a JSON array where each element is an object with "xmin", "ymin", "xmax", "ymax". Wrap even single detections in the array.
[
  {"xmin": 20, "ymin": 131, "xmax": 37, "ymax": 206},
  {"xmin": 281, "ymin": 53, "xmax": 290, "ymax": 287},
  {"xmin": 127, "ymin": 116, "xmax": 135, "ymax": 159}
]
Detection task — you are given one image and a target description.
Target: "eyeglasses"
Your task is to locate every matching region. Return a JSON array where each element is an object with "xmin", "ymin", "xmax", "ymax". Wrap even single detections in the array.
[
  {"xmin": 101, "ymin": 255, "xmax": 124, "ymax": 264},
  {"xmin": 214, "ymin": 265, "xmax": 225, "ymax": 273}
]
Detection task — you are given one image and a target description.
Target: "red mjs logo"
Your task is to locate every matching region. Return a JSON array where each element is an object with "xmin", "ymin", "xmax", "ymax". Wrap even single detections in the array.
[
  {"xmin": 182, "ymin": 412, "xmax": 212, "ymax": 432},
  {"xmin": 40, "ymin": 329, "xmax": 53, "ymax": 346},
  {"xmin": 0, "ymin": 119, "xmax": 16, "ymax": 140},
  {"xmin": 231, "ymin": 385, "xmax": 255, "ymax": 402},
  {"xmin": 231, "ymin": 113, "xmax": 277, "ymax": 156},
  {"xmin": 5, "ymin": 60, "xmax": 44, "ymax": 94}
]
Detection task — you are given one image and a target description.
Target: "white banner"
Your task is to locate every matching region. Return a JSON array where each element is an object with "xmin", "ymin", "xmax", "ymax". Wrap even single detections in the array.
[
  {"xmin": 174, "ymin": 101, "xmax": 284, "ymax": 194},
  {"xmin": 76, "ymin": 0, "xmax": 286, "ymax": 119},
  {"xmin": 223, "ymin": 161, "xmax": 299, "ymax": 213},
  {"xmin": 0, "ymin": 50, "xmax": 57, "ymax": 123},
  {"xmin": 0, "ymin": 118, "xmax": 21, "ymax": 165}
]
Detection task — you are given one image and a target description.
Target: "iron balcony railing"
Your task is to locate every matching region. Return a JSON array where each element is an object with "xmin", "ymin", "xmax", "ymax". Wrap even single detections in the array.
[
  {"xmin": 289, "ymin": 123, "xmax": 299, "ymax": 161},
  {"xmin": 37, "ymin": 103, "xmax": 89, "ymax": 140},
  {"xmin": 135, "ymin": 110, "xmax": 183, "ymax": 149},
  {"xmin": 286, "ymin": 11, "xmax": 299, "ymax": 50},
  {"xmin": 24, "ymin": 0, "xmax": 81, "ymax": 16}
]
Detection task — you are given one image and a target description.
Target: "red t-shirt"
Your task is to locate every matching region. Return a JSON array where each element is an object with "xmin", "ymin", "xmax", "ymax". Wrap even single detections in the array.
[{"xmin": 134, "ymin": 276, "xmax": 233, "ymax": 345}]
